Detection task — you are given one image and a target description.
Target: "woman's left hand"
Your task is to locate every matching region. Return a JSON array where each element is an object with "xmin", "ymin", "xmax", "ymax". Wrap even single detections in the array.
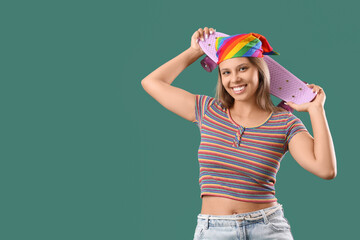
[{"xmin": 285, "ymin": 84, "xmax": 326, "ymax": 112}]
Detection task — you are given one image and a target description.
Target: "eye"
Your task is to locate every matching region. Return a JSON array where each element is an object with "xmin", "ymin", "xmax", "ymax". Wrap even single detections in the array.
[{"xmin": 222, "ymin": 67, "xmax": 247, "ymax": 75}]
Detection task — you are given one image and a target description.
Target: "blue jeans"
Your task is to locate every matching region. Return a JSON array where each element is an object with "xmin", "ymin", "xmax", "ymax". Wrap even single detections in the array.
[{"xmin": 193, "ymin": 203, "xmax": 294, "ymax": 240}]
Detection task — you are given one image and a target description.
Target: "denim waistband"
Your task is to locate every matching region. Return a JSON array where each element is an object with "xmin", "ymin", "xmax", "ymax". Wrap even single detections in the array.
[
  {"xmin": 197, "ymin": 203, "xmax": 283, "ymax": 221},
  {"xmin": 196, "ymin": 203, "xmax": 284, "ymax": 229}
]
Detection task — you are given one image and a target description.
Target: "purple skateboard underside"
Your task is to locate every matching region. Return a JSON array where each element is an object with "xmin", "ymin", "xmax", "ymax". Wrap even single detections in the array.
[{"xmin": 198, "ymin": 32, "xmax": 317, "ymax": 111}]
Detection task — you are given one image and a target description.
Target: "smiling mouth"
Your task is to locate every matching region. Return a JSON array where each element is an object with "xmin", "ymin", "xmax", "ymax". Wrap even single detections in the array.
[{"xmin": 231, "ymin": 84, "xmax": 247, "ymax": 94}]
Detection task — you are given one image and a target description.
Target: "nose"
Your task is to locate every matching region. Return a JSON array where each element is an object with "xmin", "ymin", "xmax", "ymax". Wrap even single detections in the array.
[
  {"xmin": 230, "ymin": 76, "xmax": 244, "ymax": 85},
  {"xmin": 232, "ymin": 72, "xmax": 243, "ymax": 81}
]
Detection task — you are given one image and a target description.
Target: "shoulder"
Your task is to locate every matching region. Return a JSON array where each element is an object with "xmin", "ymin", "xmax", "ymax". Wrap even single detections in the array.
[
  {"xmin": 195, "ymin": 94, "xmax": 218, "ymax": 107},
  {"xmin": 271, "ymin": 109, "xmax": 292, "ymax": 120},
  {"xmin": 270, "ymin": 110, "xmax": 304, "ymax": 129},
  {"xmin": 196, "ymin": 94, "xmax": 215, "ymax": 101},
  {"xmin": 273, "ymin": 109, "xmax": 300, "ymax": 118}
]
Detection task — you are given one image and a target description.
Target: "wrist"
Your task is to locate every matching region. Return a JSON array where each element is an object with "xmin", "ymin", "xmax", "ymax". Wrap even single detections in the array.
[
  {"xmin": 308, "ymin": 105, "xmax": 325, "ymax": 114},
  {"xmin": 187, "ymin": 47, "xmax": 204, "ymax": 58}
]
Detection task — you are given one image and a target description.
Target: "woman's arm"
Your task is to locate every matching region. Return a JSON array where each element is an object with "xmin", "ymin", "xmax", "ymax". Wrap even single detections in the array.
[
  {"xmin": 309, "ymin": 106, "xmax": 337, "ymax": 177},
  {"xmin": 142, "ymin": 27, "xmax": 212, "ymax": 85},
  {"xmin": 141, "ymin": 27, "xmax": 214, "ymax": 122},
  {"xmin": 285, "ymin": 85, "xmax": 337, "ymax": 180},
  {"xmin": 141, "ymin": 48, "xmax": 203, "ymax": 122},
  {"xmin": 288, "ymin": 108, "xmax": 337, "ymax": 180},
  {"xmin": 142, "ymin": 47, "xmax": 203, "ymax": 85}
]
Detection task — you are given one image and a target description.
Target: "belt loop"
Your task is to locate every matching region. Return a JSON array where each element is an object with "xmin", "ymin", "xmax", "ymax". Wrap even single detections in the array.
[
  {"xmin": 204, "ymin": 215, "xmax": 209, "ymax": 229},
  {"xmin": 260, "ymin": 209, "xmax": 269, "ymax": 224}
]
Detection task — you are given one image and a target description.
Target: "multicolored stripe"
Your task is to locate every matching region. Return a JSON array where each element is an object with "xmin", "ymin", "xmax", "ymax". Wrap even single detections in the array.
[
  {"xmin": 192, "ymin": 95, "xmax": 308, "ymax": 203},
  {"xmin": 215, "ymin": 32, "xmax": 280, "ymax": 65}
]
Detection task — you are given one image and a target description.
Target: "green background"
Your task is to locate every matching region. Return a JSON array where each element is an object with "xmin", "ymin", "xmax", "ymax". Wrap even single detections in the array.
[{"xmin": 1, "ymin": 0, "xmax": 357, "ymax": 239}]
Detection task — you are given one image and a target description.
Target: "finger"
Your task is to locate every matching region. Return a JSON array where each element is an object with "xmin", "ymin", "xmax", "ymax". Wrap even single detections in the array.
[
  {"xmin": 314, "ymin": 86, "xmax": 321, "ymax": 93},
  {"xmin": 195, "ymin": 31, "xmax": 200, "ymax": 43},
  {"xmin": 307, "ymin": 84, "xmax": 315, "ymax": 90},
  {"xmin": 203, "ymin": 27, "xmax": 209, "ymax": 39},
  {"xmin": 285, "ymin": 101, "xmax": 298, "ymax": 110},
  {"xmin": 198, "ymin": 28, "xmax": 204, "ymax": 41}
]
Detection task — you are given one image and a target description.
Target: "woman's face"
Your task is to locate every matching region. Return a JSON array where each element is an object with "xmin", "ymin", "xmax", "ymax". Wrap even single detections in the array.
[{"xmin": 219, "ymin": 57, "xmax": 259, "ymax": 102}]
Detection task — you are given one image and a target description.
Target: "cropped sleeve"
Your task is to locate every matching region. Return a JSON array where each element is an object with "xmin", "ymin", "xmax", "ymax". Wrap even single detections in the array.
[
  {"xmin": 284, "ymin": 112, "xmax": 309, "ymax": 152},
  {"xmin": 192, "ymin": 94, "xmax": 214, "ymax": 128}
]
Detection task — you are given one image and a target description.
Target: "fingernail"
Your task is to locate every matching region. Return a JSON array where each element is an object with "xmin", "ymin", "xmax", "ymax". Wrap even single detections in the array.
[
  {"xmin": 201, "ymin": 37, "xmax": 204, "ymax": 41},
  {"xmin": 210, "ymin": 30, "xmax": 213, "ymax": 34},
  {"xmin": 205, "ymin": 34, "xmax": 208, "ymax": 39},
  {"xmin": 284, "ymin": 102, "xmax": 288, "ymax": 105},
  {"xmin": 196, "ymin": 39, "xmax": 199, "ymax": 43}
]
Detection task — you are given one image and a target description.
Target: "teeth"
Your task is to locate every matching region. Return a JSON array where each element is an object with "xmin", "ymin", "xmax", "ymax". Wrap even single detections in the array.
[{"xmin": 233, "ymin": 86, "xmax": 245, "ymax": 91}]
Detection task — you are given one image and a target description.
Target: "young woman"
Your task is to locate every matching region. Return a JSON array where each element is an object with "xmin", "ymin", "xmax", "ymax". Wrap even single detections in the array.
[{"xmin": 141, "ymin": 27, "xmax": 337, "ymax": 240}]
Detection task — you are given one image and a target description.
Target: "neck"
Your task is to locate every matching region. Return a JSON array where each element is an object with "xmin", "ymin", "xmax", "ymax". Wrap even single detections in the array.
[{"xmin": 230, "ymin": 100, "xmax": 263, "ymax": 118}]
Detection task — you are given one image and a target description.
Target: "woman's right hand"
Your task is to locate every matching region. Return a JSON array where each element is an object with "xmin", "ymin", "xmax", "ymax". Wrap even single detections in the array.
[{"xmin": 190, "ymin": 27, "xmax": 216, "ymax": 55}]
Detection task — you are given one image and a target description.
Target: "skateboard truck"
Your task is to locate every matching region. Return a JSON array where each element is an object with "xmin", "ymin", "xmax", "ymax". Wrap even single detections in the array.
[{"xmin": 200, "ymin": 56, "xmax": 217, "ymax": 72}]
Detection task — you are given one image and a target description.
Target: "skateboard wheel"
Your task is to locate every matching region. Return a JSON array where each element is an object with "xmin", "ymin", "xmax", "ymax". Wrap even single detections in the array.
[
  {"xmin": 200, "ymin": 56, "xmax": 217, "ymax": 72},
  {"xmin": 278, "ymin": 100, "xmax": 294, "ymax": 113}
]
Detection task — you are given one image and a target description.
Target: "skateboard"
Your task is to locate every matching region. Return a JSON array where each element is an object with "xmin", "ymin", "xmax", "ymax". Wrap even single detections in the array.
[{"xmin": 198, "ymin": 32, "xmax": 317, "ymax": 112}]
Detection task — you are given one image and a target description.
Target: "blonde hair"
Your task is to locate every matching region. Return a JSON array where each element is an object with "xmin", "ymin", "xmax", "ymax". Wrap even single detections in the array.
[{"xmin": 214, "ymin": 57, "xmax": 287, "ymax": 113}]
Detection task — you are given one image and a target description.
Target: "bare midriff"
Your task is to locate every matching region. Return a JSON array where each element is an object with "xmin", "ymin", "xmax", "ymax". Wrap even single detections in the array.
[{"xmin": 201, "ymin": 195, "xmax": 278, "ymax": 215}]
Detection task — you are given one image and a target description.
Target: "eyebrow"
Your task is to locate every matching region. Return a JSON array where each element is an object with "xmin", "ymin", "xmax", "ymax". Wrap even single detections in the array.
[{"xmin": 220, "ymin": 63, "xmax": 248, "ymax": 71}]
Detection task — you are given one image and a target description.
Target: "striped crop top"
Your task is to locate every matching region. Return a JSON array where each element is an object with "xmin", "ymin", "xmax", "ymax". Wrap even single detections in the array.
[{"xmin": 192, "ymin": 94, "xmax": 309, "ymax": 203}]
